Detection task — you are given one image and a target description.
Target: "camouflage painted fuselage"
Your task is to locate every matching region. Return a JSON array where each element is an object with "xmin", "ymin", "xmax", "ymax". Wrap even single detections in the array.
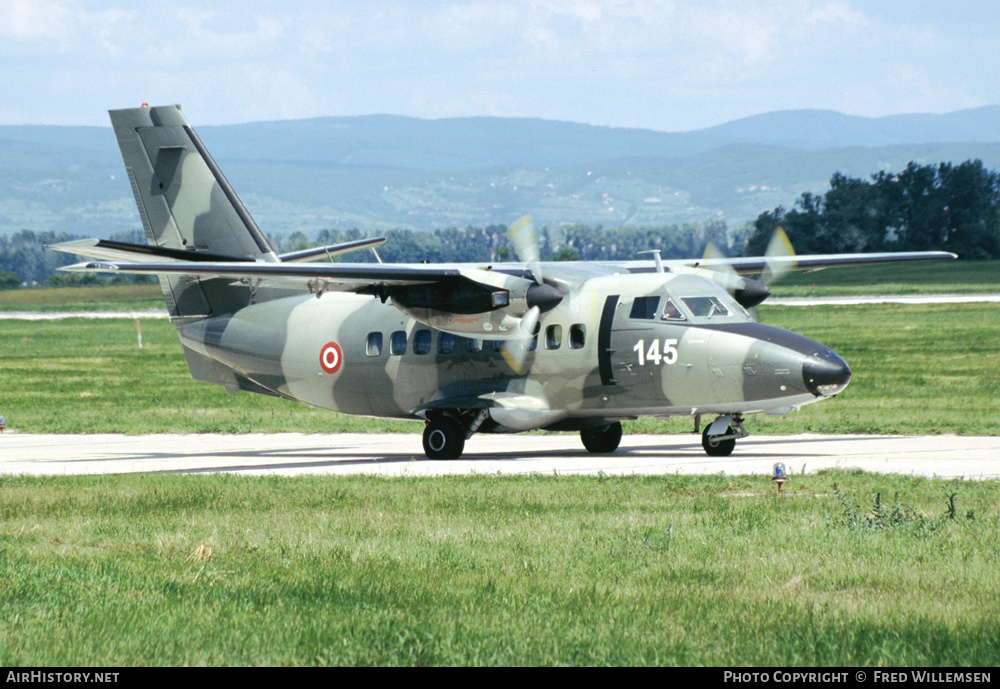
[
  {"xmin": 49, "ymin": 104, "xmax": 874, "ymax": 455},
  {"xmin": 175, "ymin": 267, "xmax": 847, "ymax": 433}
]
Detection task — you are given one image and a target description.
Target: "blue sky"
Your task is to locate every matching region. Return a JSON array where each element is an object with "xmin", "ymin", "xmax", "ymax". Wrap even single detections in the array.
[{"xmin": 2, "ymin": 0, "xmax": 999, "ymax": 131}]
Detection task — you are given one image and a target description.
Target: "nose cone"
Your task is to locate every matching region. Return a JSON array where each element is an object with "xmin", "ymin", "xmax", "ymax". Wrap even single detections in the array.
[{"xmin": 803, "ymin": 349, "xmax": 851, "ymax": 397}]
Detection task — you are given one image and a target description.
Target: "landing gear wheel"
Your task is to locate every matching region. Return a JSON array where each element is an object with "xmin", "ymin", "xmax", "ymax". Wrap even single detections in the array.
[
  {"xmin": 702, "ymin": 424, "xmax": 736, "ymax": 457},
  {"xmin": 423, "ymin": 419, "xmax": 466, "ymax": 460},
  {"xmin": 581, "ymin": 422, "xmax": 623, "ymax": 453}
]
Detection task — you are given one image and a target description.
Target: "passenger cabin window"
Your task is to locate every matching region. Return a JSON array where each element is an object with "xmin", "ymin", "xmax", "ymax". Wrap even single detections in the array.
[
  {"xmin": 366, "ymin": 332, "xmax": 383, "ymax": 357},
  {"xmin": 466, "ymin": 338, "xmax": 482, "ymax": 353},
  {"xmin": 390, "ymin": 330, "xmax": 407, "ymax": 355},
  {"xmin": 545, "ymin": 324, "xmax": 562, "ymax": 350},
  {"xmin": 629, "ymin": 296, "xmax": 660, "ymax": 319},
  {"xmin": 682, "ymin": 296, "xmax": 730, "ymax": 319},
  {"xmin": 413, "ymin": 329, "xmax": 432, "ymax": 355},
  {"xmin": 438, "ymin": 332, "xmax": 455, "ymax": 354},
  {"xmin": 661, "ymin": 298, "xmax": 686, "ymax": 321},
  {"xmin": 569, "ymin": 324, "xmax": 586, "ymax": 349},
  {"xmin": 491, "ymin": 340, "xmax": 505, "ymax": 353}
]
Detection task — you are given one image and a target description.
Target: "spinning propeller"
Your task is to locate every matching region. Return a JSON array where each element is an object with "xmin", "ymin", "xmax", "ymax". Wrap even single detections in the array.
[
  {"xmin": 502, "ymin": 215, "xmax": 561, "ymax": 372},
  {"xmin": 760, "ymin": 227, "xmax": 796, "ymax": 285},
  {"xmin": 690, "ymin": 227, "xmax": 796, "ymax": 317}
]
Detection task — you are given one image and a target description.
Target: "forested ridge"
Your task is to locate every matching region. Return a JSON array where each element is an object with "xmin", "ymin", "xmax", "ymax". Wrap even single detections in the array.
[
  {"xmin": 2, "ymin": 160, "xmax": 997, "ymax": 289},
  {"xmin": 746, "ymin": 160, "xmax": 1000, "ymax": 259}
]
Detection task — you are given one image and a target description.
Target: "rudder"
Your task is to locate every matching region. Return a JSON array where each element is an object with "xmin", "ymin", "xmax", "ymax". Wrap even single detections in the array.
[{"xmin": 109, "ymin": 104, "xmax": 277, "ymax": 316}]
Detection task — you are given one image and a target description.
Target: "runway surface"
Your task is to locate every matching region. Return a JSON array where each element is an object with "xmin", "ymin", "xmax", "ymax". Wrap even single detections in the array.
[{"xmin": 2, "ymin": 433, "xmax": 997, "ymax": 480}]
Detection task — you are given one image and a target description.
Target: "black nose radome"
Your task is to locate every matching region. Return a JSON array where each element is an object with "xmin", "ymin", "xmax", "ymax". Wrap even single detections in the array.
[{"xmin": 803, "ymin": 350, "xmax": 851, "ymax": 397}]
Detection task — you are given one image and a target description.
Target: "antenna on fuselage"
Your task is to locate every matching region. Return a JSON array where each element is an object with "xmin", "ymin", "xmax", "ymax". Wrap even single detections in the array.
[{"xmin": 638, "ymin": 250, "xmax": 664, "ymax": 274}]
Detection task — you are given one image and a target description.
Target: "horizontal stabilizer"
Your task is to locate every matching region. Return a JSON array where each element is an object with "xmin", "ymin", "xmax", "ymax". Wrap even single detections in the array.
[
  {"xmin": 278, "ymin": 237, "xmax": 387, "ymax": 263},
  {"xmin": 50, "ymin": 238, "xmax": 245, "ymax": 264}
]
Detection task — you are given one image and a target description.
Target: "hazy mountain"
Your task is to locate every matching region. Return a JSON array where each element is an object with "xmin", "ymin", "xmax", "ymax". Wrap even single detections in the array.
[
  {"xmin": 696, "ymin": 106, "xmax": 1000, "ymax": 149},
  {"xmin": 2, "ymin": 106, "xmax": 999, "ymax": 238}
]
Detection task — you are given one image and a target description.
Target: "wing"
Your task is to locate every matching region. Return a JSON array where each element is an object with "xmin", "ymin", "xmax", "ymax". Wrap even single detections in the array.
[
  {"xmin": 51, "ymin": 237, "xmax": 464, "ymax": 288},
  {"xmin": 50, "ymin": 238, "xmax": 558, "ymax": 339},
  {"xmin": 51, "ymin": 237, "xmax": 955, "ymax": 328},
  {"xmin": 667, "ymin": 250, "xmax": 958, "ymax": 276}
]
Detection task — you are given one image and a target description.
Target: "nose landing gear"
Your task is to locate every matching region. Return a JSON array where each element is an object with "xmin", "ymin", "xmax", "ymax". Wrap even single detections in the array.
[{"xmin": 701, "ymin": 415, "xmax": 748, "ymax": 457}]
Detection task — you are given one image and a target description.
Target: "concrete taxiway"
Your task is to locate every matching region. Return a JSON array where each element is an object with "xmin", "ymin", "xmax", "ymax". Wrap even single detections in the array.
[{"xmin": 1, "ymin": 433, "xmax": 997, "ymax": 480}]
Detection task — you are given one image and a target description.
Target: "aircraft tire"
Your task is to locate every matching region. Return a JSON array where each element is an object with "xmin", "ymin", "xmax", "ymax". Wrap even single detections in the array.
[
  {"xmin": 581, "ymin": 421, "xmax": 623, "ymax": 453},
  {"xmin": 702, "ymin": 425, "xmax": 736, "ymax": 457},
  {"xmin": 423, "ymin": 419, "xmax": 466, "ymax": 460}
]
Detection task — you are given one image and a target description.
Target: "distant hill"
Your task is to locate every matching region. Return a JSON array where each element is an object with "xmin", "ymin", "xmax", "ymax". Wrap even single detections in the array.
[
  {"xmin": 2, "ymin": 106, "xmax": 1000, "ymax": 238},
  {"xmin": 696, "ymin": 106, "xmax": 1000, "ymax": 149}
]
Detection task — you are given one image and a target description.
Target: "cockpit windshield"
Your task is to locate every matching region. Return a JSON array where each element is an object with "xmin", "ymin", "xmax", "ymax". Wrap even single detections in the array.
[
  {"xmin": 627, "ymin": 289, "xmax": 746, "ymax": 323},
  {"xmin": 681, "ymin": 296, "xmax": 731, "ymax": 319}
]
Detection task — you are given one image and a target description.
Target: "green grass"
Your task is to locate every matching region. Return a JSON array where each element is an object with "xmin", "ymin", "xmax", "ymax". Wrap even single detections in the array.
[
  {"xmin": 1, "ymin": 471, "xmax": 997, "ymax": 666},
  {"xmin": 2, "ymin": 271, "xmax": 997, "ymax": 667},
  {"xmin": 769, "ymin": 259, "xmax": 998, "ymax": 297},
  {"xmin": 633, "ymin": 301, "xmax": 1000, "ymax": 436},
  {"xmin": 0, "ymin": 284, "xmax": 164, "ymax": 312},
  {"xmin": 0, "ymin": 259, "xmax": 996, "ymax": 312},
  {"xmin": 0, "ymin": 317, "xmax": 409, "ymax": 434},
  {"xmin": 3, "ymin": 302, "xmax": 997, "ymax": 435}
]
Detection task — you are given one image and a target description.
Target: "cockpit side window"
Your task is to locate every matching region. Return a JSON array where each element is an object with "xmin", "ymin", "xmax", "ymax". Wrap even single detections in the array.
[
  {"xmin": 629, "ymin": 296, "xmax": 660, "ymax": 320},
  {"xmin": 660, "ymin": 297, "xmax": 686, "ymax": 321}
]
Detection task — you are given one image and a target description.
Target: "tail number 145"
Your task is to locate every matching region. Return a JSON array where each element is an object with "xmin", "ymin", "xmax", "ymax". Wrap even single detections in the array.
[{"xmin": 633, "ymin": 338, "xmax": 679, "ymax": 366}]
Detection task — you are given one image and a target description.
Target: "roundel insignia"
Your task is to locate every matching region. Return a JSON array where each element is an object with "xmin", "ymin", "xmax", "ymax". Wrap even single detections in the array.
[{"xmin": 319, "ymin": 342, "xmax": 343, "ymax": 374}]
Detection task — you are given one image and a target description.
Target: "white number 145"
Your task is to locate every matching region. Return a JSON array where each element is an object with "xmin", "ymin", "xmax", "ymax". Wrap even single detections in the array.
[{"xmin": 633, "ymin": 338, "xmax": 679, "ymax": 366}]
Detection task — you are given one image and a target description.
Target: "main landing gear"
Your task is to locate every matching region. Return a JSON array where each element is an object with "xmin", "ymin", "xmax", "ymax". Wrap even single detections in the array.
[
  {"xmin": 700, "ymin": 415, "xmax": 748, "ymax": 457},
  {"xmin": 422, "ymin": 418, "xmax": 466, "ymax": 460},
  {"xmin": 580, "ymin": 421, "xmax": 623, "ymax": 453}
]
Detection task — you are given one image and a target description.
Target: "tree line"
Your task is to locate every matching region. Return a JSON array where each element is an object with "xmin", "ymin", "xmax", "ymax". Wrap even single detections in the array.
[
  {"xmin": 288, "ymin": 219, "xmax": 742, "ymax": 264},
  {"xmin": 0, "ymin": 221, "xmax": 741, "ymax": 289},
  {"xmin": 2, "ymin": 159, "xmax": 996, "ymax": 289},
  {"xmin": 746, "ymin": 160, "xmax": 1000, "ymax": 259}
]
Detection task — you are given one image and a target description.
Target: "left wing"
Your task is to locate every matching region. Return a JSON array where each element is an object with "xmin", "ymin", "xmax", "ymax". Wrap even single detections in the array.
[
  {"xmin": 52, "ymin": 237, "xmax": 473, "ymax": 289},
  {"xmin": 50, "ymin": 238, "xmax": 558, "ymax": 338}
]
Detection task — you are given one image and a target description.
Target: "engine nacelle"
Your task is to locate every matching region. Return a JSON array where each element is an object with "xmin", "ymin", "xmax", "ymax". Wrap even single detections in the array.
[{"xmin": 388, "ymin": 267, "xmax": 562, "ymax": 340}]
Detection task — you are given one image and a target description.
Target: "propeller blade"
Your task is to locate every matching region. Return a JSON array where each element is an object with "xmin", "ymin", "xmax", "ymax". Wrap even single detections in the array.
[
  {"xmin": 681, "ymin": 242, "xmax": 771, "ymax": 318},
  {"xmin": 519, "ymin": 305, "xmax": 540, "ymax": 339},
  {"xmin": 500, "ymin": 306, "xmax": 540, "ymax": 374},
  {"xmin": 502, "ymin": 216, "xmax": 563, "ymax": 372},
  {"xmin": 762, "ymin": 227, "xmax": 796, "ymax": 284},
  {"xmin": 507, "ymin": 215, "xmax": 543, "ymax": 283}
]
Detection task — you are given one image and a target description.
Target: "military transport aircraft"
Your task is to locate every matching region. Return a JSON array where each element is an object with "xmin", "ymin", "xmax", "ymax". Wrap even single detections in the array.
[{"xmin": 52, "ymin": 105, "xmax": 955, "ymax": 459}]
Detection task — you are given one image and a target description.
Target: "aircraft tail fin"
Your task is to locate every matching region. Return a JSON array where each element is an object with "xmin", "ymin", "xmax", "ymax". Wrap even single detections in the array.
[{"xmin": 109, "ymin": 104, "xmax": 278, "ymax": 317}]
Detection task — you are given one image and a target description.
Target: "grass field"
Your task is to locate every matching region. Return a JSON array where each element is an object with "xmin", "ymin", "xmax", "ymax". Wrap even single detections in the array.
[
  {"xmin": 2, "ymin": 301, "xmax": 997, "ymax": 435},
  {"xmin": 769, "ymin": 258, "xmax": 998, "ymax": 297},
  {"xmin": 0, "ymin": 283, "xmax": 163, "ymax": 312},
  {"xmin": 1, "ymin": 470, "xmax": 997, "ymax": 666},
  {"xmin": 0, "ymin": 258, "xmax": 994, "ymax": 311},
  {"xmin": 2, "ymin": 262, "xmax": 997, "ymax": 667}
]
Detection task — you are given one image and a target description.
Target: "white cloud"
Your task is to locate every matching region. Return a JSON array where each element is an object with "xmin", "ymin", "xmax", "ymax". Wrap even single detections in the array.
[{"xmin": 1, "ymin": 0, "xmax": 998, "ymax": 129}]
